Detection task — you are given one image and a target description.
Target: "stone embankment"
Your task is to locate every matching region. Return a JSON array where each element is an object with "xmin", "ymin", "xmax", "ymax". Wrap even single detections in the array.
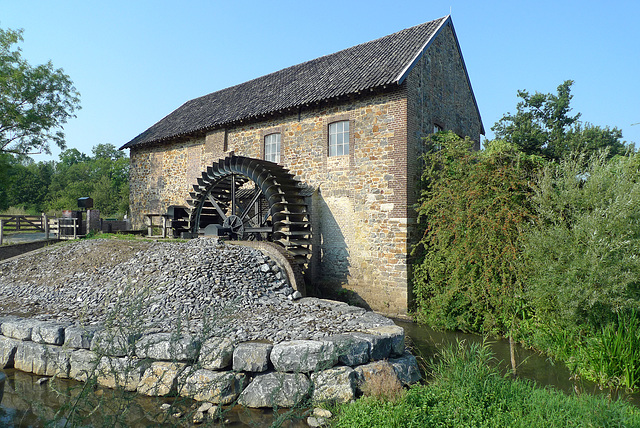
[{"xmin": 0, "ymin": 238, "xmax": 420, "ymax": 412}]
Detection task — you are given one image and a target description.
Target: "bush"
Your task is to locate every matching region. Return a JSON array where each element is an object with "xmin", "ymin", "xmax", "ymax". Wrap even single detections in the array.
[
  {"xmin": 524, "ymin": 152, "xmax": 640, "ymax": 333},
  {"xmin": 413, "ymin": 133, "xmax": 541, "ymax": 334}
]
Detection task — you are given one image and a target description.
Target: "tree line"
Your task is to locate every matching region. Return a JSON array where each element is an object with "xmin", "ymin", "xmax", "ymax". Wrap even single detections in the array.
[{"xmin": 0, "ymin": 144, "xmax": 129, "ymax": 217}]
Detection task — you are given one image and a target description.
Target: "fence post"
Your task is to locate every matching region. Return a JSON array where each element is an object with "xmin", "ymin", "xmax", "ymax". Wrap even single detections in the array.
[
  {"xmin": 147, "ymin": 215, "xmax": 153, "ymax": 237},
  {"xmin": 16, "ymin": 216, "xmax": 20, "ymax": 231},
  {"xmin": 44, "ymin": 214, "xmax": 50, "ymax": 240},
  {"xmin": 162, "ymin": 216, "xmax": 167, "ymax": 239},
  {"xmin": 73, "ymin": 218, "xmax": 77, "ymax": 240},
  {"xmin": 0, "ymin": 219, "xmax": 3, "ymax": 245}
]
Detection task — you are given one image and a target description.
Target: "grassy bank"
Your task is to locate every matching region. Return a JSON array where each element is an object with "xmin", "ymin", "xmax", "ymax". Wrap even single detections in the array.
[{"xmin": 333, "ymin": 341, "xmax": 640, "ymax": 427}]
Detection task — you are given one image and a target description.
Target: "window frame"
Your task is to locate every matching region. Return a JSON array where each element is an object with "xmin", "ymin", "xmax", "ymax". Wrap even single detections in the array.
[
  {"xmin": 328, "ymin": 120, "xmax": 350, "ymax": 157},
  {"xmin": 264, "ymin": 132, "xmax": 281, "ymax": 163}
]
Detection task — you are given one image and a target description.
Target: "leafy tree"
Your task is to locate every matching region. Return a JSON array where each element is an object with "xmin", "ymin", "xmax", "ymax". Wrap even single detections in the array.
[
  {"xmin": 413, "ymin": 132, "xmax": 542, "ymax": 333},
  {"xmin": 92, "ymin": 143, "xmax": 125, "ymax": 161},
  {"xmin": 492, "ymin": 80, "xmax": 626, "ymax": 160},
  {"xmin": 4, "ymin": 160, "xmax": 54, "ymax": 212},
  {"xmin": 0, "ymin": 27, "xmax": 80, "ymax": 155},
  {"xmin": 524, "ymin": 152, "xmax": 640, "ymax": 332},
  {"xmin": 58, "ymin": 148, "xmax": 89, "ymax": 168},
  {"xmin": 46, "ymin": 145, "xmax": 129, "ymax": 216},
  {"xmin": 0, "ymin": 152, "xmax": 16, "ymax": 209}
]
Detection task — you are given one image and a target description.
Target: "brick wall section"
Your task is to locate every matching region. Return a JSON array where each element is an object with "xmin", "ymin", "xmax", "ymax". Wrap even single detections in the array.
[{"xmin": 128, "ymin": 24, "xmax": 483, "ymax": 317}]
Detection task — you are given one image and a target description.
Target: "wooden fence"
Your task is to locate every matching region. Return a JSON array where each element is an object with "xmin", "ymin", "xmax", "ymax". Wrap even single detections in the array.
[
  {"xmin": 0, "ymin": 215, "xmax": 45, "ymax": 232},
  {"xmin": 0, "ymin": 215, "xmax": 80, "ymax": 244}
]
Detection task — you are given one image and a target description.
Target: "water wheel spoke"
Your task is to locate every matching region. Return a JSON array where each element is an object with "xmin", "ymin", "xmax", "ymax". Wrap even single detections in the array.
[
  {"xmin": 207, "ymin": 194, "xmax": 227, "ymax": 220},
  {"xmin": 240, "ymin": 188, "xmax": 263, "ymax": 222}
]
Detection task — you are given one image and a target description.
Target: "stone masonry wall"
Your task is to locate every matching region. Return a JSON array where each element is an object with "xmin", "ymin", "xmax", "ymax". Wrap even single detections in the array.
[
  {"xmin": 406, "ymin": 22, "xmax": 483, "ymax": 215},
  {"xmin": 404, "ymin": 22, "xmax": 484, "ymax": 307},
  {"xmin": 0, "ymin": 312, "xmax": 420, "ymax": 410},
  {"xmin": 129, "ymin": 88, "xmax": 414, "ymax": 317}
]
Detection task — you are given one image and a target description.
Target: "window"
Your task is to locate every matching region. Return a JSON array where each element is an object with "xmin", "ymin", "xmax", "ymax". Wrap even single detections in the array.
[
  {"xmin": 433, "ymin": 123, "xmax": 443, "ymax": 133},
  {"xmin": 329, "ymin": 121, "xmax": 349, "ymax": 157},
  {"xmin": 264, "ymin": 133, "xmax": 280, "ymax": 163}
]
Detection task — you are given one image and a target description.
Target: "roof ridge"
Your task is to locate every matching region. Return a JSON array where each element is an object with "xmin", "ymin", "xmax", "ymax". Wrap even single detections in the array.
[{"xmin": 188, "ymin": 16, "xmax": 449, "ymax": 105}]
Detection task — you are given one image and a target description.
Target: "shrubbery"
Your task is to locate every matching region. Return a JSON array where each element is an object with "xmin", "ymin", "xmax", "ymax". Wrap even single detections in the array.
[
  {"xmin": 413, "ymin": 132, "xmax": 541, "ymax": 334},
  {"xmin": 413, "ymin": 131, "xmax": 640, "ymax": 388}
]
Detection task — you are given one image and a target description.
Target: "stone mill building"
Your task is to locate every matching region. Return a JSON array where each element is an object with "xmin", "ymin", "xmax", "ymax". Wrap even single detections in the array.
[{"xmin": 120, "ymin": 15, "xmax": 484, "ymax": 318}]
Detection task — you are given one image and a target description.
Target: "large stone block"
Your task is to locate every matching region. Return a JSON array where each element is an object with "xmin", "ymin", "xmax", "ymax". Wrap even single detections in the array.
[
  {"xmin": 349, "ymin": 332, "xmax": 392, "ymax": 361},
  {"xmin": 358, "ymin": 311, "xmax": 397, "ymax": 327},
  {"xmin": 69, "ymin": 349, "xmax": 99, "ymax": 382},
  {"xmin": 365, "ymin": 325, "xmax": 405, "ymax": 357},
  {"xmin": 354, "ymin": 360, "xmax": 399, "ymax": 395},
  {"xmin": 324, "ymin": 334, "xmax": 370, "ymax": 366},
  {"xmin": 199, "ymin": 337, "xmax": 234, "ymax": 370},
  {"xmin": 65, "ymin": 325, "xmax": 100, "ymax": 349},
  {"xmin": 0, "ymin": 336, "xmax": 19, "ymax": 368},
  {"xmin": 181, "ymin": 369, "xmax": 246, "ymax": 404},
  {"xmin": 238, "ymin": 372, "xmax": 310, "ymax": 408},
  {"xmin": 137, "ymin": 361, "xmax": 187, "ymax": 396},
  {"xmin": 311, "ymin": 366, "xmax": 356, "ymax": 405},
  {"xmin": 96, "ymin": 356, "xmax": 151, "ymax": 391},
  {"xmin": 233, "ymin": 342, "xmax": 272, "ymax": 372},
  {"xmin": 14, "ymin": 341, "xmax": 70, "ymax": 377},
  {"xmin": 90, "ymin": 329, "xmax": 140, "ymax": 357},
  {"xmin": 389, "ymin": 353, "xmax": 422, "ymax": 385},
  {"xmin": 270, "ymin": 340, "xmax": 337, "ymax": 373},
  {"xmin": 1, "ymin": 319, "xmax": 33, "ymax": 341},
  {"xmin": 136, "ymin": 333, "xmax": 199, "ymax": 362},
  {"xmin": 31, "ymin": 321, "xmax": 66, "ymax": 346}
]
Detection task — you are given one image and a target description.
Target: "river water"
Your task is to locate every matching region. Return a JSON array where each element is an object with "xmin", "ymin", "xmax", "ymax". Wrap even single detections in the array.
[
  {"xmin": 1, "ymin": 321, "xmax": 639, "ymax": 426},
  {"xmin": 395, "ymin": 320, "xmax": 640, "ymax": 406}
]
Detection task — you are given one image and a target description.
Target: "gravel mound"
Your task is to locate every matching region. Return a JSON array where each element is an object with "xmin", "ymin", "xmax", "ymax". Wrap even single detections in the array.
[{"xmin": 0, "ymin": 238, "xmax": 389, "ymax": 343}]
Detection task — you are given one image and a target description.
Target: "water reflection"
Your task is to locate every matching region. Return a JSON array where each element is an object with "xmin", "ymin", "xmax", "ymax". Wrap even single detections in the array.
[
  {"xmin": 395, "ymin": 319, "xmax": 640, "ymax": 407},
  {"xmin": 0, "ymin": 369, "xmax": 308, "ymax": 427}
]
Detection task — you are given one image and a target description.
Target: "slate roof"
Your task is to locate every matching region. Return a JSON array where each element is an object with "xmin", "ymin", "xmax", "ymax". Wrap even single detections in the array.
[{"xmin": 122, "ymin": 16, "xmax": 476, "ymax": 150}]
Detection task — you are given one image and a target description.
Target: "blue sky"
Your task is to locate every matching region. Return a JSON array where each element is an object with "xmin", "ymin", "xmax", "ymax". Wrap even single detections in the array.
[{"xmin": 2, "ymin": 0, "xmax": 639, "ymax": 162}]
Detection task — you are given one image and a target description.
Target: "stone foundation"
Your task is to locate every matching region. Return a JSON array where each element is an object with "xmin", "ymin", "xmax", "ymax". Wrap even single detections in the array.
[{"xmin": 0, "ymin": 311, "xmax": 420, "ymax": 409}]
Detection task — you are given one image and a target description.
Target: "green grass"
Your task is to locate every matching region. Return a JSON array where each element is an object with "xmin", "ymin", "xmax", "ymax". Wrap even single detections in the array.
[{"xmin": 333, "ymin": 340, "xmax": 640, "ymax": 428}]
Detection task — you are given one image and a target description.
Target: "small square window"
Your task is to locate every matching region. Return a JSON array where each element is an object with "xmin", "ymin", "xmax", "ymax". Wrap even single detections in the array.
[
  {"xmin": 329, "ymin": 121, "xmax": 349, "ymax": 157},
  {"xmin": 265, "ymin": 133, "xmax": 280, "ymax": 163},
  {"xmin": 433, "ymin": 123, "xmax": 444, "ymax": 133}
]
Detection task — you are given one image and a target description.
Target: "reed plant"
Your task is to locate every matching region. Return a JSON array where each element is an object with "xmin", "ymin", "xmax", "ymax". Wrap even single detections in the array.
[{"xmin": 587, "ymin": 310, "xmax": 640, "ymax": 389}]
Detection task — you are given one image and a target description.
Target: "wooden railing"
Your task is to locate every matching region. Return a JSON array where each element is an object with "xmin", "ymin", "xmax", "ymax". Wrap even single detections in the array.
[{"xmin": 48, "ymin": 217, "xmax": 79, "ymax": 240}]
